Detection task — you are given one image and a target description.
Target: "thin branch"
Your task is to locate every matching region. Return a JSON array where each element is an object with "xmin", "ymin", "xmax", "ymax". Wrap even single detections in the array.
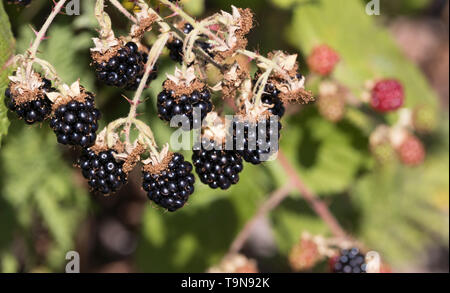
[
  {"xmin": 277, "ymin": 150, "xmax": 348, "ymax": 238},
  {"xmin": 227, "ymin": 183, "xmax": 294, "ymax": 257},
  {"xmin": 26, "ymin": 0, "xmax": 67, "ymax": 77},
  {"xmin": 108, "ymin": 0, "xmax": 137, "ymax": 23}
]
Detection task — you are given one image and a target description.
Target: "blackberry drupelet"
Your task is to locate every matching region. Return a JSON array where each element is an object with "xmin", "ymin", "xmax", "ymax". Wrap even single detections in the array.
[
  {"xmin": 92, "ymin": 42, "xmax": 157, "ymax": 90},
  {"xmin": 232, "ymin": 116, "xmax": 282, "ymax": 165},
  {"xmin": 50, "ymin": 91, "xmax": 100, "ymax": 147},
  {"xmin": 157, "ymin": 87, "xmax": 213, "ymax": 130},
  {"xmin": 78, "ymin": 148, "xmax": 127, "ymax": 194},
  {"xmin": 5, "ymin": 77, "xmax": 54, "ymax": 124},
  {"xmin": 143, "ymin": 153, "xmax": 195, "ymax": 212},
  {"xmin": 262, "ymin": 83, "xmax": 285, "ymax": 118},
  {"xmin": 192, "ymin": 139, "xmax": 243, "ymax": 189},
  {"xmin": 6, "ymin": 0, "xmax": 31, "ymax": 6},
  {"xmin": 333, "ymin": 248, "xmax": 367, "ymax": 273}
]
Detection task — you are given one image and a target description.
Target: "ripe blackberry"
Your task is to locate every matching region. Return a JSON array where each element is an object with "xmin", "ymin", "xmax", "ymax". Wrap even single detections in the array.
[
  {"xmin": 78, "ymin": 148, "xmax": 127, "ymax": 194},
  {"xmin": 50, "ymin": 91, "xmax": 100, "ymax": 147},
  {"xmin": 92, "ymin": 42, "xmax": 157, "ymax": 90},
  {"xmin": 261, "ymin": 83, "xmax": 285, "ymax": 118},
  {"xmin": 142, "ymin": 153, "xmax": 195, "ymax": 212},
  {"xmin": 157, "ymin": 86, "xmax": 213, "ymax": 130},
  {"xmin": 232, "ymin": 115, "xmax": 282, "ymax": 165},
  {"xmin": 5, "ymin": 77, "xmax": 54, "ymax": 124},
  {"xmin": 333, "ymin": 248, "xmax": 367, "ymax": 273},
  {"xmin": 193, "ymin": 139, "xmax": 244, "ymax": 190},
  {"xmin": 370, "ymin": 79, "xmax": 404, "ymax": 113},
  {"xmin": 6, "ymin": 0, "xmax": 31, "ymax": 6}
]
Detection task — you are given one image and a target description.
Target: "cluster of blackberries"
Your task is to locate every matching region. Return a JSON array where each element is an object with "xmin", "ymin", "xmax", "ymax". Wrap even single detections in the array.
[
  {"xmin": 262, "ymin": 83, "xmax": 285, "ymax": 118},
  {"xmin": 143, "ymin": 153, "xmax": 195, "ymax": 212},
  {"xmin": 93, "ymin": 42, "xmax": 157, "ymax": 91},
  {"xmin": 232, "ymin": 117, "xmax": 282, "ymax": 165},
  {"xmin": 78, "ymin": 148, "xmax": 127, "ymax": 194},
  {"xmin": 192, "ymin": 139, "xmax": 244, "ymax": 190},
  {"xmin": 333, "ymin": 248, "xmax": 367, "ymax": 273},
  {"xmin": 50, "ymin": 93, "xmax": 100, "ymax": 147},
  {"xmin": 167, "ymin": 23, "xmax": 214, "ymax": 63},
  {"xmin": 157, "ymin": 87, "xmax": 213, "ymax": 130},
  {"xmin": 5, "ymin": 78, "xmax": 54, "ymax": 124},
  {"xmin": 6, "ymin": 0, "xmax": 31, "ymax": 6}
]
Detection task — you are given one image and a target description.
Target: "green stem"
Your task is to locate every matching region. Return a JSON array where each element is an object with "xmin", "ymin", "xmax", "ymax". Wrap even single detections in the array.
[
  {"xmin": 123, "ymin": 32, "xmax": 170, "ymax": 148},
  {"xmin": 26, "ymin": 0, "xmax": 67, "ymax": 78}
]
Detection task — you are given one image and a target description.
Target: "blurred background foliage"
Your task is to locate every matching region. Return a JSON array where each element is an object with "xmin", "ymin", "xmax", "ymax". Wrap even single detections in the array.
[{"xmin": 0, "ymin": 0, "xmax": 448, "ymax": 272}]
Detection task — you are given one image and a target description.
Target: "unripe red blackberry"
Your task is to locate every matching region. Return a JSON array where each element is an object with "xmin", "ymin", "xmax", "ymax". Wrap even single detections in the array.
[
  {"xmin": 6, "ymin": 0, "xmax": 31, "ymax": 6},
  {"xmin": 370, "ymin": 79, "xmax": 404, "ymax": 113},
  {"xmin": 333, "ymin": 248, "xmax": 367, "ymax": 273},
  {"xmin": 157, "ymin": 67, "xmax": 213, "ymax": 130},
  {"xmin": 397, "ymin": 135, "xmax": 425, "ymax": 166},
  {"xmin": 193, "ymin": 138, "xmax": 243, "ymax": 190},
  {"xmin": 78, "ymin": 148, "xmax": 127, "ymax": 194},
  {"xmin": 231, "ymin": 113, "xmax": 282, "ymax": 165},
  {"xmin": 91, "ymin": 42, "xmax": 157, "ymax": 90},
  {"xmin": 49, "ymin": 85, "xmax": 100, "ymax": 147},
  {"xmin": 307, "ymin": 45, "xmax": 340, "ymax": 76},
  {"xmin": 142, "ymin": 152, "xmax": 195, "ymax": 212},
  {"xmin": 5, "ymin": 74, "xmax": 54, "ymax": 124}
]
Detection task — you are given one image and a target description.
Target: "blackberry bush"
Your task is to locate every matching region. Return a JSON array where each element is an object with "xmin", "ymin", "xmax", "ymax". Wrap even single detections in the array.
[
  {"xmin": 50, "ymin": 87, "xmax": 100, "ymax": 147},
  {"xmin": 142, "ymin": 152, "xmax": 195, "ymax": 212},
  {"xmin": 92, "ymin": 41, "xmax": 157, "ymax": 91},
  {"xmin": 5, "ymin": 73, "xmax": 54, "ymax": 124},
  {"xmin": 333, "ymin": 248, "xmax": 367, "ymax": 273},
  {"xmin": 193, "ymin": 138, "xmax": 243, "ymax": 190}
]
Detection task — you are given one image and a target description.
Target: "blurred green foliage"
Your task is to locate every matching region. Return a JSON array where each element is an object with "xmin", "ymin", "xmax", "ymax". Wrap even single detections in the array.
[{"xmin": 0, "ymin": 0, "xmax": 448, "ymax": 272}]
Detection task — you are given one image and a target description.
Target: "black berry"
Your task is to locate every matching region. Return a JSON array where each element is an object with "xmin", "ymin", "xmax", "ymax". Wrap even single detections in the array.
[
  {"xmin": 262, "ymin": 83, "xmax": 285, "ymax": 118},
  {"xmin": 157, "ymin": 86, "xmax": 213, "ymax": 130},
  {"xmin": 143, "ymin": 153, "xmax": 195, "ymax": 212},
  {"xmin": 231, "ymin": 116, "xmax": 282, "ymax": 165},
  {"xmin": 5, "ymin": 77, "xmax": 54, "ymax": 124},
  {"xmin": 92, "ymin": 42, "xmax": 157, "ymax": 90},
  {"xmin": 78, "ymin": 148, "xmax": 127, "ymax": 194},
  {"xmin": 50, "ymin": 92, "xmax": 100, "ymax": 147},
  {"xmin": 193, "ymin": 139, "xmax": 243, "ymax": 189},
  {"xmin": 333, "ymin": 248, "xmax": 367, "ymax": 273}
]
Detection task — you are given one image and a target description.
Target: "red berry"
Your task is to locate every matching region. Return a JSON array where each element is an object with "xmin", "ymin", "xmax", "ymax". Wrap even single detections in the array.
[
  {"xmin": 397, "ymin": 135, "xmax": 425, "ymax": 166},
  {"xmin": 307, "ymin": 45, "xmax": 340, "ymax": 76},
  {"xmin": 370, "ymin": 79, "xmax": 404, "ymax": 113}
]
